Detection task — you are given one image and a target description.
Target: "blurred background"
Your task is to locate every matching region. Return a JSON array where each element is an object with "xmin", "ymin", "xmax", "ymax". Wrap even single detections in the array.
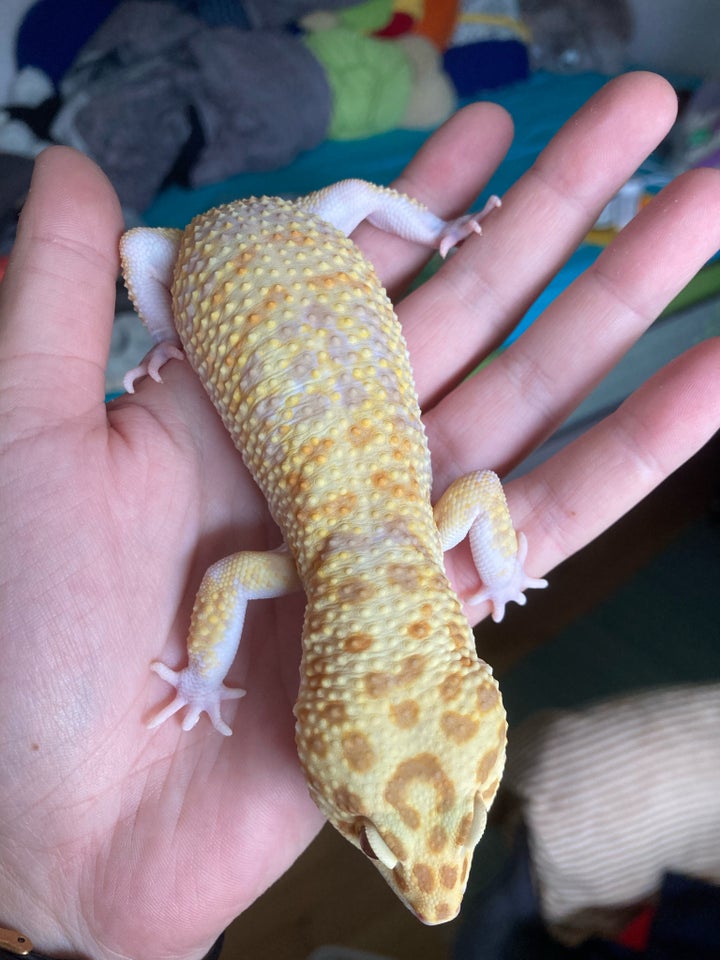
[{"xmin": 1, "ymin": 3, "xmax": 718, "ymax": 958}]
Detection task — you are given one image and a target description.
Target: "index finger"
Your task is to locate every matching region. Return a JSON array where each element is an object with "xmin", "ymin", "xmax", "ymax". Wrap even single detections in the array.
[
  {"xmin": 353, "ymin": 100, "xmax": 514, "ymax": 296},
  {"xmin": 405, "ymin": 72, "xmax": 680, "ymax": 408}
]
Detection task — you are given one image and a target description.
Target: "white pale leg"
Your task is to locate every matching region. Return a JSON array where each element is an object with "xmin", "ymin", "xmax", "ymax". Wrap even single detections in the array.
[
  {"xmin": 149, "ymin": 548, "xmax": 301, "ymax": 736},
  {"xmin": 434, "ymin": 470, "xmax": 547, "ymax": 622},
  {"xmin": 119, "ymin": 226, "xmax": 185, "ymax": 392},
  {"xmin": 299, "ymin": 179, "xmax": 501, "ymax": 257}
]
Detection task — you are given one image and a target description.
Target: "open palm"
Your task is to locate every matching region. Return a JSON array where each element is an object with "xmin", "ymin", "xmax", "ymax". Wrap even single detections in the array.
[{"xmin": 1, "ymin": 72, "xmax": 719, "ymax": 960}]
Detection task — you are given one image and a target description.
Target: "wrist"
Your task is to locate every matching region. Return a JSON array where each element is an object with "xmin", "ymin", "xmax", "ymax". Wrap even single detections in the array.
[
  {"xmin": 0, "ymin": 871, "xmax": 84, "ymax": 959},
  {"xmin": 0, "ymin": 865, "xmax": 224, "ymax": 960},
  {"xmin": 0, "ymin": 923, "xmax": 88, "ymax": 960},
  {"xmin": 0, "ymin": 925, "xmax": 224, "ymax": 960}
]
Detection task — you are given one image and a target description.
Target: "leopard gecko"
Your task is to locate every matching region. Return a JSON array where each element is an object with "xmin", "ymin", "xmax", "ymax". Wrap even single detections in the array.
[{"xmin": 120, "ymin": 179, "xmax": 546, "ymax": 925}]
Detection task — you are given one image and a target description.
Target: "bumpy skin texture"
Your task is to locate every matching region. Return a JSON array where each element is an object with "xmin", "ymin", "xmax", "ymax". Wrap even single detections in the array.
[{"xmin": 121, "ymin": 181, "xmax": 544, "ymax": 924}]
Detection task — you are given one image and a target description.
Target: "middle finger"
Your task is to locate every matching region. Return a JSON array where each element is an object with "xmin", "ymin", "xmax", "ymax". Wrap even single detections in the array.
[{"xmin": 404, "ymin": 72, "xmax": 680, "ymax": 409}]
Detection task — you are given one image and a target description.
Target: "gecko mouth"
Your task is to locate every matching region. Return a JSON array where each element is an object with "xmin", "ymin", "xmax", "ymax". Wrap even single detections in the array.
[{"xmin": 357, "ymin": 819, "xmax": 469, "ymax": 926}]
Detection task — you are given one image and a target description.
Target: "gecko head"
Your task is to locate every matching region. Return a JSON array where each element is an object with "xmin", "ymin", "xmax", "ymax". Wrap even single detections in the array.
[
  {"xmin": 295, "ymin": 672, "xmax": 507, "ymax": 924},
  {"xmin": 344, "ymin": 762, "xmax": 491, "ymax": 925}
]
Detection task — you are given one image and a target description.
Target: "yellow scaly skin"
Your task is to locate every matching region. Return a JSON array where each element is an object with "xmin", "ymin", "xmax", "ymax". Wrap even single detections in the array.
[{"xmin": 120, "ymin": 183, "xmax": 545, "ymax": 924}]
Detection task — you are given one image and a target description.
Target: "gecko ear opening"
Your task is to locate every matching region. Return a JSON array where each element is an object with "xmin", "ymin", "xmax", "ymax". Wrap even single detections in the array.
[{"xmin": 359, "ymin": 822, "xmax": 398, "ymax": 869}]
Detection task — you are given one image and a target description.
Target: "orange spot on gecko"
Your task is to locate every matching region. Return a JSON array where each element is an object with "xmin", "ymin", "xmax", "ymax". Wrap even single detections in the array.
[
  {"xmin": 337, "ymin": 580, "xmax": 375, "ymax": 604},
  {"xmin": 365, "ymin": 671, "xmax": 393, "ymax": 698},
  {"xmin": 435, "ymin": 902, "xmax": 454, "ymax": 922},
  {"xmin": 403, "ymin": 653, "xmax": 426, "ymax": 681},
  {"xmin": 441, "ymin": 711, "xmax": 480, "ymax": 743},
  {"xmin": 393, "ymin": 868, "xmax": 409, "ymax": 893},
  {"xmin": 333, "ymin": 786, "xmax": 367, "ymax": 816},
  {"xmin": 365, "ymin": 654, "xmax": 426, "ymax": 698},
  {"xmin": 385, "ymin": 753, "xmax": 455, "ymax": 828},
  {"xmin": 439, "ymin": 672, "xmax": 463, "ymax": 702},
  {"xmin": 428, "ymin": 825, "xmax": 448, "ymax": 853},
  {"xmin": 455, "ymin": 813, "xmax": 473, "ymax": 846},
  {"xmin": 448, "ymin": 621, "xmax": 472, "ymax": 652},
  {"xmin": 386, "ymin": 563, "xmax": 422, "ymax": 592},
  {"xmin": 320, "ymin": 701, "xmax": 347, "ymax": 726},
  {"xmin": 342, "ymin": 731, "xmax": 376, "ymax": 772},
  {"xmin": 440, "ymin": 865, "xmax": 458, "ymax": 890},
  {"xmin": 413, "ymin": 864, "xmax": 435, "ymax": 894},
  {"xmin": 476, "ymin": 746, "xmax": 500, "ymax": 786},
  {"xmin": 390, "ymin": 699, "xmax": 420, "ymax": 728},
  {"xmin": 348, "ymin": 420, "xmax": 379, "ymax": 448},
  {"xmin": 330, "ymin": 492, "xmax": 358, "ymax": 518},
  {"xmin": 344, "ymin": 632, "xmax": 374, "ymax": 654},
  {"xmin": 407, "ymin": 619, "xmax": 431, "ymax": 640},
  {"xmin": 477, "ymin": 682, "xmax": 501, "ymax": 713},
  {"xmin": 299, "ymin": 733, "xmax": 328, "ymax": 758}
]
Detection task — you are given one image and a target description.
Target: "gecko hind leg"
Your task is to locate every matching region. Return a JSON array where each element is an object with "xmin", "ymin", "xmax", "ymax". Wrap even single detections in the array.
[{"xmin": 299, "ymin": 179, "xmax": 501, "ymax": 258}]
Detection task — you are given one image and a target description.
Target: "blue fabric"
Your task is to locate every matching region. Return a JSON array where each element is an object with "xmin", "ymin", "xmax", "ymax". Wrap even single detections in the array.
[
  {"xmin": 145, "ymin": 72, "xmax": 613, "ymax": 227},
  {"xmin": 456, "ymin": 870, "xmax": 720, "ymax": 958},
  {"xmin": 157, "ymin": 0, "xmax": 252, "ymax": 28},
  {"xmin": 445, "ymin": 40, "xmax": 530, "ymax": 97},
  {"xmin": 16, "ymin": 0, "xmax": 123, "ymax": 85}
]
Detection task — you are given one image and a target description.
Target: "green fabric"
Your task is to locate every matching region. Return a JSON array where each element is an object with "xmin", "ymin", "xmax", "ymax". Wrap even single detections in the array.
[
  {"xmin": 662, "ymin": 260, "xmax": 720, "ymax": 316},
  {"xmin": 336, "ymin": 0, "xmax": 393, "ymax": 33},
  {"xmin": 303, "ymin": 28, "xmax": 411, "ymax": 140}
]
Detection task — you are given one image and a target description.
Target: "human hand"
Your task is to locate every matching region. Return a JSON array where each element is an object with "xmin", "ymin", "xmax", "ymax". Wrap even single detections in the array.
[
  {"xmin": 371, "ymin": 70, "xmax": 720, "ymax": 611},
  {"xmin": 0, "ymin": 147, "xmax": 323, "ymax": 960},
  {"xmin": 1, "ymin": 71, "xmax": 719, "ymax": 960}
]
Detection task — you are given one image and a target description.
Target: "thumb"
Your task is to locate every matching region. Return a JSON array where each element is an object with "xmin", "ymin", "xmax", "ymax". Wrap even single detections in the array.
[{"xmin": 0, "ymin": 146, "xmax": 123, "ymax": 423}]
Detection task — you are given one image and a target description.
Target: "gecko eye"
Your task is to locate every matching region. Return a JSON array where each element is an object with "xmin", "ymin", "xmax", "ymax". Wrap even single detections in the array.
[
  {"xmin": 464, "ymin": 793, "xmax": 488, "ymax": 850},
  {"xmin": 358, "ymin": 822, "xmax": 398, "ymax": 869}
]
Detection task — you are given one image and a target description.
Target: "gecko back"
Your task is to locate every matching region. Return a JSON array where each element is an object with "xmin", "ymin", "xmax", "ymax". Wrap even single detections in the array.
[
  {"xmin": 171, "ymin": 197, "xmax": 434, "ymax": 575},
  {"xmin": 120, "ymin": 181, "xmax": 544, "ymax": 924}
]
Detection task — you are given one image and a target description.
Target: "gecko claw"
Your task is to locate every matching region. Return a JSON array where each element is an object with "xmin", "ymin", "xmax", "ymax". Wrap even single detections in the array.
[
  {"xmin": 438, "ymin": 215, "xmax": 481, "ymax": 258},
  {"xmin": 468, "ymin": 533, "xmax": 548, "ymax": 622},
  {"xmin": 437, "ymin": 196, "xmax": 501, "ymax": 258},
  {"xmin": 148, "ymin": 660, "xmax": 246, "ymax": 736},
  {"xmin": 123, "ymin": 341, "xmax": 185, "ymax": 393}
]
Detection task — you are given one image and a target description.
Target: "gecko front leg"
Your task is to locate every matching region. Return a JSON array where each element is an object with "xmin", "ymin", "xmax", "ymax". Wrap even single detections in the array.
[
  {"xmin": 434, "ymin": 470, "xmax": 547, "ymax": 622},
  {"xmin": 120, "ymin": 226, "xmax": 185, "ymax": 393},
  {"xmin": 149, "ymin": 549, "xmax": 301, "ymax": 736}
]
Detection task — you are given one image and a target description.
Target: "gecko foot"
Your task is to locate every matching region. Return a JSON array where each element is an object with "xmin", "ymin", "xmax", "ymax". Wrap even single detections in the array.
[
  {"xmin": 148, "ymin": 661, "xmax": 246, "ymax": 737},
  {"xmin": 438, "ymin": 196, "xmax": 502, "ymax": 258},
  {"xmin": 468, "ymin": 533, "xmax": 548, "ymax": 623},
  {"xmin": 123, "ymin": 341, "xmax": 185, "ymax": 394}
]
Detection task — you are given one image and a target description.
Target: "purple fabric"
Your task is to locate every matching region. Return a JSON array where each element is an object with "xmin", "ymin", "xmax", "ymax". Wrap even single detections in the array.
[{"xmin": 52, "ymin": 1, "xmax": 331, "ymax": 209}]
